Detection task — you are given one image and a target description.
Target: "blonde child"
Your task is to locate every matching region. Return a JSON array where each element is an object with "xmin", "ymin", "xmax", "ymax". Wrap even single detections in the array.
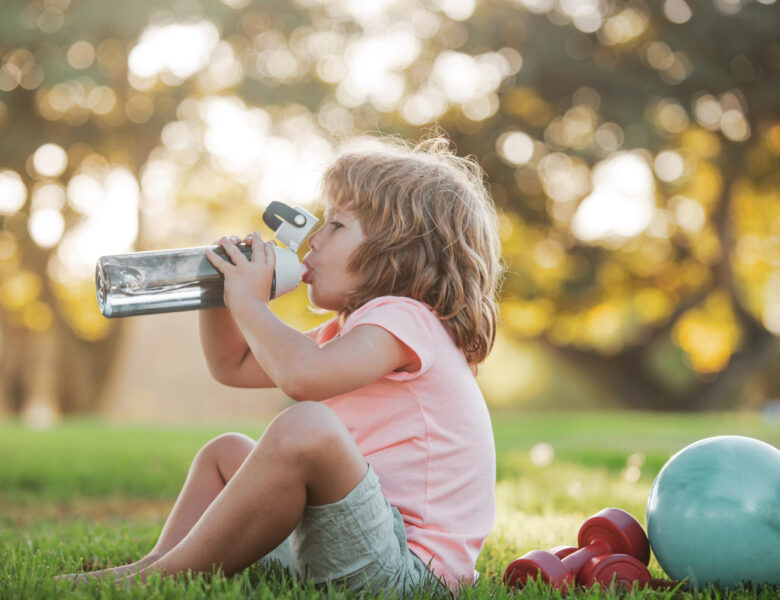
[{"xmin": 63, "ymin": 135, "xmax": 505, "ymax": 595}]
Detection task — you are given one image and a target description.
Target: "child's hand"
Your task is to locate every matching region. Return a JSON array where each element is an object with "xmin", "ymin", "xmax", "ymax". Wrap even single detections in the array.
[{"xmin": 206, "ymin": 231, "xmax": 277, "ymax": 309}]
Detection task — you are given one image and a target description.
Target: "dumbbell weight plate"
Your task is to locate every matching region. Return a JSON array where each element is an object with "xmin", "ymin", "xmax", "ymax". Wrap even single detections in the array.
[
  {"xmin": 577, "ymin": 553, "xmax": 652, "ymax": 589},
  {"xmin": 577, "ymin": 508, "xmax": 650, "ymax": 565},
  {"xmin": 503, "ymin": 550, "xmax": 575, "ymax": 589}
]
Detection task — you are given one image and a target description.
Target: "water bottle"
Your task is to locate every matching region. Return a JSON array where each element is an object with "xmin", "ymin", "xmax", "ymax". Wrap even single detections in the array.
[{"xmin": 95, "ymin": 201, "xmax": 318, "ymax": 318}]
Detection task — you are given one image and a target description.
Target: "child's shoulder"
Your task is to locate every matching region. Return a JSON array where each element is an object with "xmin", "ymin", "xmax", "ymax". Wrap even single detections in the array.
[{"xmin": 349, "ymin": 295, "xmax": 437, "ymax": 321}]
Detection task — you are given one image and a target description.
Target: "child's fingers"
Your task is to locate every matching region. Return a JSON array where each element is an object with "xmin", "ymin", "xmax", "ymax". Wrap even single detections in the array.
[
  {"xmin": 244, "ymin": 233, "xmax": 275, "ymax": 246},
  {"xmin": 219, "ymin": 236, "xmax": 247, "ymax": 265},
  {"xmin": 213, "ymin": 235, "xmax": 242, "ymax": 245},
  {"xmin": 250, "ymin": 232, "xmax": 266, "ymax": 262},
  {"xmin": 205, "ymin": 248, "xmax": 228, "ymax": 271}
]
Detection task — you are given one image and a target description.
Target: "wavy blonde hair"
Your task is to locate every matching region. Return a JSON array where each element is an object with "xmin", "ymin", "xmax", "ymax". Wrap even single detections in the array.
[{"xmin": 318, "ymin": 135, "xmax": 505, "ymax": 373}]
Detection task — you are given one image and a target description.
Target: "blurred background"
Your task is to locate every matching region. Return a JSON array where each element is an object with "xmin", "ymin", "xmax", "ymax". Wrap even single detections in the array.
[{"xmin": 1, "ymin": 0, "xmax": 779, "ymax": 426}]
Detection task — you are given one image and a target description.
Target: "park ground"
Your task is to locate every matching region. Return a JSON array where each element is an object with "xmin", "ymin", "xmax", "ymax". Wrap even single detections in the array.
[{"xmin": 1, "ymin": 411, "xmax": 778, "ymax": 599}]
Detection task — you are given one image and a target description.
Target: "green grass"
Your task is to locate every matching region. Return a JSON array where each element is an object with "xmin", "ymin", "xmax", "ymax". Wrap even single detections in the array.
[{"xmin": 1, "ymin": 412, "xmax": 778, "ymax": 599}]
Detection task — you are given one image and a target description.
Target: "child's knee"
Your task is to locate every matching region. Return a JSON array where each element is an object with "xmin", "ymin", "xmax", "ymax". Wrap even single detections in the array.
[
  {"xmin": 266, "ymin": 402, "xmax": 350, "ymax": 456},
  {"xmin": 197, "ymin": 432, "xmax": 254, "ymax": 471}
]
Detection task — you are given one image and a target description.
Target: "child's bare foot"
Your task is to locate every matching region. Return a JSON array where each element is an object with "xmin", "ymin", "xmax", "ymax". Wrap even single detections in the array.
[
  {"xmin": 53, "ymin": 573, "xmax": 95, "ymax": 586},
  {"xmin": 114, "ymin": 562, "xmax": 170, "ymax": 588},
  {"xmin": 54, "ymin": 554, "xmax": 163, "ymax": 585}
]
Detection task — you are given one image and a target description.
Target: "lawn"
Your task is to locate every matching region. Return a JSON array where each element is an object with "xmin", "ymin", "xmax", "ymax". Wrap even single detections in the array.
[{"xmin": 1, "ymin": 412, "xmax": 778, "ymax": 599}]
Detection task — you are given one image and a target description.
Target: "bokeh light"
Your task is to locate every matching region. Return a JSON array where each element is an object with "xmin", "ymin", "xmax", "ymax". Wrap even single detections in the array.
[
  {"xmin": 673, "ymin": 292, "xmax": 743, "ymax": 374},
  {"xmin": 0, "ymin": 170, "xmax": 27, "ymax": 215},
  {"xmin": 497, "ymin": 131, "xmax": 535, "ymax": 166},
  {"xmin": 530, "ymin": 443, "xmax": 555, "ymax": 467},
  {"xmin": 337, "ymin": 28, "xmax": 419, "ymax": 110},
  {"xmin": 663, "ymin": 0, "xmax": 692, "ymax": 23},
  {"xmin": 0, "ymin": 0, "xmax": 778, "ymax": 418},
  {"xmin": 654, "ymin": 150, "xmax": 685, "ymax": 182},
  {"xmin": 29, "ymin": 209, "xmax": 65, "ymax": 249},
  {"xmin": 128, "ymin": 20, "xmax": 220, "ymax": 84},
  {"xmin": 572, "ymin": 152, "xmax": 655, "ymax": 244},
  {"xmin": 67, "ymin": 41, "xmax": 96, "ymax": 69},
  {"xmin": 51, "ymin": 166, "xmax": 139, "ymax": 282},
  {"xmin": 32, "ymin": 144, "xmax": 68, "ymax": 177}
]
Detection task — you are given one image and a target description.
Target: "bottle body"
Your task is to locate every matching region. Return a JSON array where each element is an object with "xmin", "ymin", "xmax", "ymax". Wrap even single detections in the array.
[{"xmin": 96, "ymin": 244, "xmax": 303, "ymax": 318}]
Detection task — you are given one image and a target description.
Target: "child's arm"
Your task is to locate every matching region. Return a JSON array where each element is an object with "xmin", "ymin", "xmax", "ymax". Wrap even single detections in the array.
[
  {"xmin": 230, "ymin": 299, "xmax": 417, "ymax": 401},
  {"xmin": 205, "ymin": 232, "xmax": 416, "ymax": 399},
  {"xmin": 199, "ymin": 234, "xmax": 276, "ymax": 388},
  {"xmin": 199, "ymin": 306, "xmax": 276, "ymax": 388}
]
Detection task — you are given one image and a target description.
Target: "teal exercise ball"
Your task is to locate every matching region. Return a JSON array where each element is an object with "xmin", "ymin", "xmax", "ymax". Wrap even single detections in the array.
[{"xmin": 646, "ymin": 435, "xmax": 780, "ymax": 588}]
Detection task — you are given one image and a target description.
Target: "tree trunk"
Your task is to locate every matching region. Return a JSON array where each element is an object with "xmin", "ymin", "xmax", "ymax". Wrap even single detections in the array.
[
  {"xmin": 20, "ymin": 328, "xmax": 60, "ymax": 427},
  {"xmin": 58, "ymin": 321, "xmax": 124, "ymax": 414}
]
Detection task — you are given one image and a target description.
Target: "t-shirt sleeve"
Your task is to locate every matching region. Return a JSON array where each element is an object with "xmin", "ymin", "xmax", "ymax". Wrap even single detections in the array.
[
  {"xmin": 304, "ymin": 317, "xmax": 339, "ymax": 345},
  {"xmin": 340, "ymin": 296, "xmax": 436, "ymax": 381}
]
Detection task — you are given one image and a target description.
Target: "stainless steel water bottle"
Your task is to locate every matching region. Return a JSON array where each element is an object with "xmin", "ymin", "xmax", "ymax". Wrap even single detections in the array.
[{"xmin": 95, "ymin": 201, "xmax": 318, "ymax": 318}]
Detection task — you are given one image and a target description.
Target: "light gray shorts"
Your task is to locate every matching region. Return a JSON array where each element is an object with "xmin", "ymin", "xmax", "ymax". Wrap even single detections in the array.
[{"xmin": 256, "ymin": 464, "xmax": 448, "ymax": 597}]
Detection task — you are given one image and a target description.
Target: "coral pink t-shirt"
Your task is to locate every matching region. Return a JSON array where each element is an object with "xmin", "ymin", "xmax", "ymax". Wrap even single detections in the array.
[{"xmin": 304, "ymin": 295, "xmax": 496, "ymax": 591}]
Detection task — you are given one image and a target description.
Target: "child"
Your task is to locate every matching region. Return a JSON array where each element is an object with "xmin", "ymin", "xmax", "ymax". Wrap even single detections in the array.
[{"xmin": 62, "ymin": 135, "xmax": 505, "ymax": 595}]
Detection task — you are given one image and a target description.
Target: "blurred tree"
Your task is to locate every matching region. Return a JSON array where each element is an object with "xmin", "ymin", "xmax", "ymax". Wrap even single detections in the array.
[
  {"xmin": 0, "ymin": 0, "xmax": 778, "ymax": 416},
  {"xmin": 435, "ymin": 0, "xmax": 780, "ymax": 409}
]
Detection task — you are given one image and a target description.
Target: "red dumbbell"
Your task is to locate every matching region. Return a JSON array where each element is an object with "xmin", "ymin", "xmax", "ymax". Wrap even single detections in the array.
[
  {"xmin": 549, "ymin": 545, "xmax": 577, "ymax": 559},
  {"xmin": 503, "ymin": 508, "xmax": 651, "ymax": 590},
  {"xmin": 578, "ymin": 553, "xmax": 652, "ymax": 589}
]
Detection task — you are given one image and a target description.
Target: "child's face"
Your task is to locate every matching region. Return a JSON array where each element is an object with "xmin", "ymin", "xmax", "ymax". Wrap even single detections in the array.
[{"xmin": 302, "ymin": 207, "xmax": 366, "ymax": 312}]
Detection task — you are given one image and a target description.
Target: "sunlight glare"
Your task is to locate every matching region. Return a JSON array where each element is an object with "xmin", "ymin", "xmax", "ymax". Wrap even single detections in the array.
[
  {"xmin": 669, "ymin": 195, "xmax": 705, "ymax": 233},
  {"xmin": 28, "ymin": 208, "xmax": 65, "ymax": 248},
  {"xmin": 128, "ymin": 20, "xmax": 220, "ymax": 80},
  {"xmin": 0, "ymin": 170, "xmax": 27, "ymax": 215},
  {"xmin": 664, "ymin": 0, "xmax": 693, "ymax": 23},
  {"xmin": 513, "ymin": 0, "xmax": 554, "ymax": 13},
  {"xmin": 31, "ymin": 183, "xmax": 66, "ymax": 211},
  {"xmin": 140, "ymin": 159, "xmax": 177, "ymax": 217},
  {"xmin": 202, "ymin": 97, "xmax": 272, "ymax": 173},
  {"xmin": 400, "ymin": 89, "xmax": 448, "ymax": 125},
  {"xmin": 428, "ymin": 50, "xmax": 510, "ymax": 112},
  {"xmin": 433, "ymin": 0, "xmax": 476, "ymax": 20},
  {"xmin": 67, "ymin": 173, "xmax": 103, "ymax": 214},
  {"xmin": 654, "ymin": 149, "xmax": 685, "ymax": 182},
  {"xmin": 338, "ymin": 28, "xmax": 420, "ymax": 110},
  {"xmin": 54, "ymin": 167, "xmax": 139, "ymax": 279},
  {"xmin": 345, "ymin": 0, "xmax": 401, "ymax": 27},
  {"xmin": 497, "ymin": 131, "xmax": 534, "ymax": 165},
  {"xmin": 32, "ymin": 143, "xmax": 68, "ymax": 177},
  {"xmin": 694, "ymin": 94, "xmax": 721, "ymax": 130},
  {"xmin": 572, "ymin": 152, "xmax": 655, "ymax": 243},
  {"xmin": 721, "ymin": 109, "xmax": 750, "ymax": 141}
]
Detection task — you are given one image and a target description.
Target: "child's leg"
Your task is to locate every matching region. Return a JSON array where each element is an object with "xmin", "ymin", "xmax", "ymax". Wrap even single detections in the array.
[
  {"xmin": 122, "ymin": 401, "xmax": 367, "ymax": 582},
  {"xmin": 61, "ymin": 432, "xmax": 255, "ymax": 581},
  {"xmin": 148, "ymin": 432, "xmax": 256, "ymax": 557}
]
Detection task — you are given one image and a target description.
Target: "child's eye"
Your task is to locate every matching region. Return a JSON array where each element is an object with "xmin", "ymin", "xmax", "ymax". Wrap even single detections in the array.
[{"xmin": 329, "ymin": 221, "xmax": 342, "ymax": 229}]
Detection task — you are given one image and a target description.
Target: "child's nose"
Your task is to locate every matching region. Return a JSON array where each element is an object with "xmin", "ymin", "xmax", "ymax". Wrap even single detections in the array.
[
  {"xmin": 307, "ymin": 228, "xmax": 321, "ymax": 251},
  {"xmin": 310, "ymin": 222, "xmax": 330, "ymax": 249}
]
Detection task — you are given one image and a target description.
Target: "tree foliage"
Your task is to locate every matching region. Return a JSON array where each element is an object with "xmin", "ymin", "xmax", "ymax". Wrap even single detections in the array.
[{"xmin": 0, "ymin": 0, "xmax": 778, "ymax": 414}]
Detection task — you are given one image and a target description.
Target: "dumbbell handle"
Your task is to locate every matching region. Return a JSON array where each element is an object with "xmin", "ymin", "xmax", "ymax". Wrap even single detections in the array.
[{"xmin": 559, "ymin": 539, "xmax": 611, "ymax": 576}]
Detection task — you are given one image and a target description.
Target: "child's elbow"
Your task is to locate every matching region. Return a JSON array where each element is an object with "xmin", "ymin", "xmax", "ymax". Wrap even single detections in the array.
[
  {"xmin": 284, "ymin": 378, "xmax": 325, "ymax": 402},
  {"xmin": 207, "ymin": 364, "xmax": 230, "ymax": 386},
  {"xmin": 281, "ymin": 375, "xmax": 308, "ymax": 402}
]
